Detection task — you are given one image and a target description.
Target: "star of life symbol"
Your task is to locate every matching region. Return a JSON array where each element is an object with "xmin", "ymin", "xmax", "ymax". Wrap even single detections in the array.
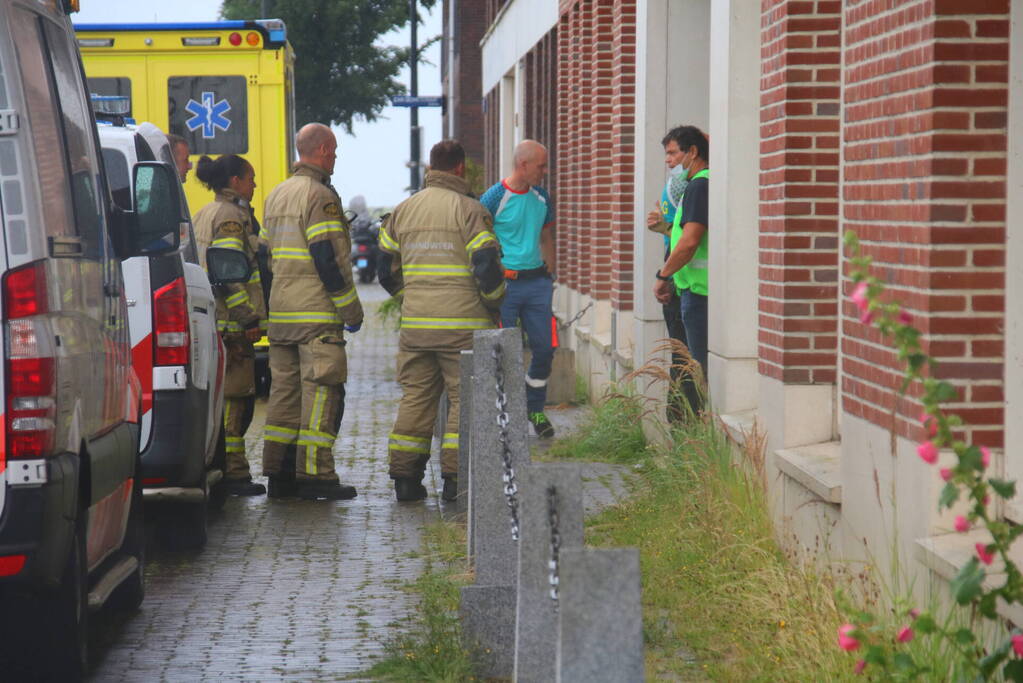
[{"xmin": 185, "ymin": 91, "xmax": 232, "ymax": 139}]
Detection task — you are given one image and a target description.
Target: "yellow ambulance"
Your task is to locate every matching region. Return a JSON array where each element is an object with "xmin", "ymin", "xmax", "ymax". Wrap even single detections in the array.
[{"xmin": 75, "ymin": 20, "xmax": 296, "ymax": 221}]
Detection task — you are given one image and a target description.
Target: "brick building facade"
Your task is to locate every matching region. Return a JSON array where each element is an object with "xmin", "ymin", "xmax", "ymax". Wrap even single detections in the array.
[
  {"xmin": 441, "ymin": 0, "xmax": 488, "ymax": 165},
  {"xmin": 479, "ymin": 0, "xmax": 1021, "ymax": 593}
]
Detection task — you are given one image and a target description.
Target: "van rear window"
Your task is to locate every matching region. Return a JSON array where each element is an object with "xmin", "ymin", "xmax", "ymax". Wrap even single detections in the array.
[
  {"xmin": 167, "ymin": 75, "xmax": 248, "ymax": 155},
  {"xmin": 102, "ymin": 148, "xmax": 130, "ymax": 210}
]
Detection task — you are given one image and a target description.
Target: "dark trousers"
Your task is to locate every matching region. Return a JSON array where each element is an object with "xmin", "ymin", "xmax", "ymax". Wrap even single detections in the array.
[
  {"xmin": 500, "ymin": 275, "xmax": 555, "ymax": 414},
  {"xmin": 663, "ymin": 293, "xmax": 701, "ymax": 421}
]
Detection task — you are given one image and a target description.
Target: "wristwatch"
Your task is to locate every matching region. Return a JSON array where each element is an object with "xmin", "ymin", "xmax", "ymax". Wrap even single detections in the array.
[{"xmin": 655, "ymin": 269, "xmax": 672, "ymax": 282}]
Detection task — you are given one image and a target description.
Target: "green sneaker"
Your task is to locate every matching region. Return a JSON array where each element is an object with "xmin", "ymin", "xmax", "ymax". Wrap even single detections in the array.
[{"xmin": 528, "ymin": 412, "xmax": 555, "ymax": 439}]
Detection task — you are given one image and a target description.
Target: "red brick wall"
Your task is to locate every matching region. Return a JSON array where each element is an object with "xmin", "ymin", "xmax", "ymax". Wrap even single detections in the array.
[
  {"xmin": 841, "ymin": 1, "xmax": 1008, "ymax": 447},
  {"xmin": 554, "ymin": 0, "xmax": 636, "ymax": 307},
  {"xmin": 610, "ymin": 0, "xmax": 636, "ymax": 311},
  {"xmin": 759, "ymin": 0, "xmax": 842, "ymax": 385},
  {"xmin": 442, "ymin": 0, "xmax": 487, "ymax": 164},
  {"xmin": 524, "ymin": 31, "xmax": 559, "ymax": 225}
]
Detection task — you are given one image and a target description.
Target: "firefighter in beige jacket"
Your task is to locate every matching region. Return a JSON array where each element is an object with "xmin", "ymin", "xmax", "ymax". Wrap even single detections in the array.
[
  {"xmin": 192, "ymin": 154, "xmax": 267, "ymax": 496},
  {"xmin": 378, "ymin": 140, "xmax": 505, "ymax": 502},
  {"xmin": 260, "ymin": 123, "xmax": 363, "ymax": 501}
]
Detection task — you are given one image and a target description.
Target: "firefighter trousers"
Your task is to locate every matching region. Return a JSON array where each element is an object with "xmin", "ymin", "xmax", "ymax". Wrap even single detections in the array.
[
  {"xmin": 261, "ymin": 337, "xmax": 348, "ymax": 482},
  {"xmin": 223, "ymin": 333, "xmax": 256, "ymax": 481},
  {"xmin": 388, "ymin": 349, "xmax": 461, "ymax": 480}
]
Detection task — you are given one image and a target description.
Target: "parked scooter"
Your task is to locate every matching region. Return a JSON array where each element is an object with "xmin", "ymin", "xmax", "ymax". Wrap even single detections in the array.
[{"xmin": 349, "ymin": 211, "xmax": 379, "ymax": 284}]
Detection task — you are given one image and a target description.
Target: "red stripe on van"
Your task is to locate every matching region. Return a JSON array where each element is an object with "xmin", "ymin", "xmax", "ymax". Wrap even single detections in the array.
[{"xmin": 131, "ymin": 333, "xmax": 154, "ymax": 416}]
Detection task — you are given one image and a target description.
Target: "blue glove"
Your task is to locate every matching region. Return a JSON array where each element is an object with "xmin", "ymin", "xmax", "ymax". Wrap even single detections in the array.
[{"xmin": 344, "ymin": 322, "xmax": 362, "ymax": 334}]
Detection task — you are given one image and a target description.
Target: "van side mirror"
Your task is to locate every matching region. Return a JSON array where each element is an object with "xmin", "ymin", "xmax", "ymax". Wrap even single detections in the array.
[
  {"xmin": 205, "ymin": 247, "xmax": 252, "ymax": 285},
  {"xmin": 131, "ymin": 162, "xmax": 182, "ymax": 255}
]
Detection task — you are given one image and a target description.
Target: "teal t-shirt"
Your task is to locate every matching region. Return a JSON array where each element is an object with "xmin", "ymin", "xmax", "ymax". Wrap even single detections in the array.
[{"xmin": 480, "ymin": 180, "xmax": 555, "ymax": 270}]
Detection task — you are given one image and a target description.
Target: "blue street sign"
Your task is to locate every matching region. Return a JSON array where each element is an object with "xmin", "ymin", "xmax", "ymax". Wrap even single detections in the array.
[{"xmin": 391, "ymin": 95, "xmax": 444, "ymax": 108}]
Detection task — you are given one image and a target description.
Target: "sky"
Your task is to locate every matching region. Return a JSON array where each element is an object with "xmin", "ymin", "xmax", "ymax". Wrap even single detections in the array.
[{"xmin": 73, "ymin": 0, "xmax": 443, "ymax": 208}]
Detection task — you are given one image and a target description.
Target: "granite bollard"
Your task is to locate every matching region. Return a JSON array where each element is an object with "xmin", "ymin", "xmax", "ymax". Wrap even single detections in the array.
[
  {"xmin": 514, "ymin": 463, "xmax": 584, "ymax": 683},
  {"xmin": 467, "ymin": 327, "xmax": 529, "ymax": 584},
  {"xmin": 460, "ymin": 327, "xmax": 530, "ymax": 679},
  {"xmin": 457, "ymin": 350, "xmax": 473, "ymax": 521},
  {"xmin": 556, "ymin": 547, "xmax": 644, "ymax": 682}
]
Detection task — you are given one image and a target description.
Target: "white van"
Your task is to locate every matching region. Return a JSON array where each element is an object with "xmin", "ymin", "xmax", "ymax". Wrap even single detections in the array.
[
  {"xmin": 96, "ymin": 109, "xmax": 226, "ymax": 549},
  {"xmin": 0, "ymin": 0, "xmax": 190, "ymax": 677}
]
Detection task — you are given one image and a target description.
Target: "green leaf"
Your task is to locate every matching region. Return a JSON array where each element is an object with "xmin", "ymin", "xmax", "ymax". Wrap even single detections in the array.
[
  {"xmin": 979, "ymin": 591, "xmax": 998, "ymax": 619},
  {"xmin": 893, "ymin": 652, "xmax": 915, "ymax": 671},
  {"xmin": 954, "ymin": 627, "xmax": 976, "ymax": 645},
  {"xmin": 932, "ymin": 381, "xmax": 958, "ymax": 402},
  {"xmin": 981, "ymin": 649, "xmax": 1009, "ymax": 678},
  {"xmin": 907, "ymin": 352, "xmax": 927, "ymax": 372},
  {"xmin": 939, "ymin": 482, "xmax": 960, "ymax": 509},
  {"xmin": 864, "ymin": 644, "xmax": 887, "ymax": 666},
  {"xmin": 1004, "ymin": 659, "xmax": 1023, "ymax": 682},
  {"xmin": 950, "ymin": 558, "xmax": 985, "ymax": 604},
  {"xmin": 959, "ymin": 445, "xmax": 983, "ymax": 471},
  {"xmin": 914, "ymin": 613, "xmax": 937, "ymax": 634},
  {"xmin": 990, "ymin": 478, "xmax": 1017, "ymax": 499}
]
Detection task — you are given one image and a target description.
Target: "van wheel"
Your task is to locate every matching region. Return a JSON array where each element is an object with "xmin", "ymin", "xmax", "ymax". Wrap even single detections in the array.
[
  {"xmin": 109, "ymin": 477, "xmax": 145, "ymax": 610},
  {"xmin": 44, "ymin": 516, "xmax": 89, "ymax": 679},
  {"xmin": 208, "ymin": 425, "xmax": 228, "ymax": 511}
]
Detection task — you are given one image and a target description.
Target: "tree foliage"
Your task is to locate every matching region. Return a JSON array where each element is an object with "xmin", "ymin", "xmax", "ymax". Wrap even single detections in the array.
[{"xmin": 220, "ymin": 0, "xmax": 436, "ymax": 133}]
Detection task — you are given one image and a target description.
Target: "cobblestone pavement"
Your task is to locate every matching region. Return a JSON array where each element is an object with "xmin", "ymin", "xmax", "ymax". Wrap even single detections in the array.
[{"xmin": 89, "ymin": 284, "xmax": 445, "ymax": 682}]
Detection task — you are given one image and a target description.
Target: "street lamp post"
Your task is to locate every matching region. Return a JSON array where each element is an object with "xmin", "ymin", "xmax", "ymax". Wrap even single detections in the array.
[{"xmin": 409, "ymin": 0, "xmax": 420, "ymax": 193}]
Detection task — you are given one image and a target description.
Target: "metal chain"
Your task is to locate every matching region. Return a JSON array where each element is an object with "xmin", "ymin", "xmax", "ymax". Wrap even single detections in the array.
[
  {"xmin": 547, "ymin": 485, "xmax": 561, "ymax": 608},
  {"xmin": 493, "ymin": 343, "xmax": 520, "ymax": 541},
  {"xmin": 562, "ymin": 301, "xmax": 594, "ymax": 329}
]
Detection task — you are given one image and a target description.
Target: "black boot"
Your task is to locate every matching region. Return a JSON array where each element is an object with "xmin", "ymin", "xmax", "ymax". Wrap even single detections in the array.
[
  {"xmin": 441, "ymin": 475, "xmax": 458, "ymax": 503},
  {"xmin": 224, "ymin": 477, "xmax": 267, "ymax": 496},
  {"xmin": 394, "ymin": 477, "xmax": 427, "ymax": 502},
  {"xmin": 295, "ymin": 480, "xmax": 358, "ymax": 500},
  {"xmin": 268, "ymin": 447, "xmax": 298, "ymax": 498},
  {"xmin": 266, "ymin": 472, "xmax": 297, "ymax": 499}
]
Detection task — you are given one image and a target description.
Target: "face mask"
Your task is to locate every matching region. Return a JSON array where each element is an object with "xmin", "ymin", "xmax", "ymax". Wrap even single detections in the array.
[
  {"xmin": 679, "ymin": 153, "xmax": 694, "ymax": 180},
  {"xmin": 668, "ymin": 164, "xmax": 686, "ymax": 178}
]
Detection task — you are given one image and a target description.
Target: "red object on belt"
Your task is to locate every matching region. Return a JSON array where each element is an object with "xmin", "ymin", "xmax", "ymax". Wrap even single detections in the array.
[{"xmin": 504, "ymin": 269, "xmax": 519, "ymax": 280}]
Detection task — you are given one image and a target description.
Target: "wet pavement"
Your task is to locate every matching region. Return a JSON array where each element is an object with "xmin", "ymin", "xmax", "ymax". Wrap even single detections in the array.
[
  {"xmin": 87, "ymin": 283, "xmax": 634, "ymax": 681},
  {"xmin": 90, "ymin": 284, "xmax": 438, "ymax": 682}
]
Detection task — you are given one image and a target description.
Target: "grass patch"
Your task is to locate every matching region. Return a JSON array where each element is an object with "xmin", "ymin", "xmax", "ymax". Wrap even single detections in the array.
[
  {"xmin": 360, "ymin": 521, "xmax": 474, "ymax": 682},
  {"xmin": 541, "ymin": 391, "xmax": 648, "ymax": 465},
  {"xmin": 549, "ymin": 388, "xmax": 961, "ymax": 680}
]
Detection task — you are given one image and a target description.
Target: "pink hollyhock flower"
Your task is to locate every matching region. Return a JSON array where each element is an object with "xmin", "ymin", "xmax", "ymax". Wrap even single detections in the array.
[
  {"xmin": 976, "ymin": 543, "xmax": 995, "ymax": 566},
  {"xmin": 898, "ymin": 309, "xmax": 913, "ymax": 325},
  {"xmin": 897, "ymin": 626, "xmax": 915, "ymax": 643},
  {"xmin": 917, "ymin": 441, "xmax": 938, "ymax": 464},
  {"xmin": 909, "ymin": 608, "xmax": 920, "ymax": 620},
  {"xmin": 940, "ymin": 468, "xmax": 952, "ymax": 481},
  {"xmin": 1013, "ymin": 634, "xmax": 1023, "ymax": 657},
  {"xmin": 954, "ymin": 516, "xmax": 970, "ymax": 533},
  {"xmin": 920, "ymin": 412, "xmax": 938, "ymax": 437},
  {"xmin": 851, "ymin": 282, "xmax": 869, "ymax": 311},
  {"xmin": 860, "ymin": 310, "xmax": 875, "ymax": 325},
  {"xmin": 838, "ymin": 624, "xmax": 860, "ymax": 651},
  {"xmin": 981, "ymin": 446, "xmax": 991, "ymax": 469},
  {"xmin": 855, "ymin": 659, "xmax": 867, "ymax": 674}
]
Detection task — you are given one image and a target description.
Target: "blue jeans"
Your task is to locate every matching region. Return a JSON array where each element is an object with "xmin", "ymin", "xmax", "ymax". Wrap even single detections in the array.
[
  {"xmin": 680, "ymin": 288, "xmax": 708, "ymax": 386},
  {"xmin": 500, "ymin": 275, "xmax": 554, "ymax": 414}
]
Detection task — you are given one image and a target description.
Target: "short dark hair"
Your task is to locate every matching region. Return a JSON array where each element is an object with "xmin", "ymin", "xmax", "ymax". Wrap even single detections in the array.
[
  {"xmin": 195, "ymin": 154, "xmax": 253, "ymax": 192},
  {"xmin": 661, "ymin": 125, "xmax": 709, "ymax": 162},
  {"xmin": 429, "ymin": 140, "xmax": 465, "ymax": 172},
  {"xmin": 166, "ymin": 133, "xmax": 188, "ymax": 152}
]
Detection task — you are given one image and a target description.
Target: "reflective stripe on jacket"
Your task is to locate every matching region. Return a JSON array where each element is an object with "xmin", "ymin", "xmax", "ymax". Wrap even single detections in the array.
[
  {"xmin": 380, "ymin": 170, "xmax": 504, "ymax": 351},
  {"xmin": 261, "ymin": 163, "xmax": 363, "ymax": 344},
  {"xmin": 193, "ymin": 189, "xmax": 266, "ymax": 332}
]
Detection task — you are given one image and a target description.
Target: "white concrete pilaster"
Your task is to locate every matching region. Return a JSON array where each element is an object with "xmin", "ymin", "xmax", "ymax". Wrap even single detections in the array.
[
  {"xmin": 707, "ymin": 0, "xmax": 760, "ymax": 415},
  {"xmin": 630, "ymin": 0, "xmax": 710, "ymax": 419}
]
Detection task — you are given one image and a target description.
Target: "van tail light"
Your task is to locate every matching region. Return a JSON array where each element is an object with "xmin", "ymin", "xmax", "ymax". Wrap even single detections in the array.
[
  {"xmin": 4, "ymin": 261, "xmax": 57, "ymax": 459},
  {"xmin": 153, "ymin": 276, "xmax": 190, "ymax": 366},
  {"xmin": 358, "ymin": 244, "xmax": 369, "ymax": 253},
  {"xmin": 153, "ymin": 277, "xmax": 189, "ymax": 366}
]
